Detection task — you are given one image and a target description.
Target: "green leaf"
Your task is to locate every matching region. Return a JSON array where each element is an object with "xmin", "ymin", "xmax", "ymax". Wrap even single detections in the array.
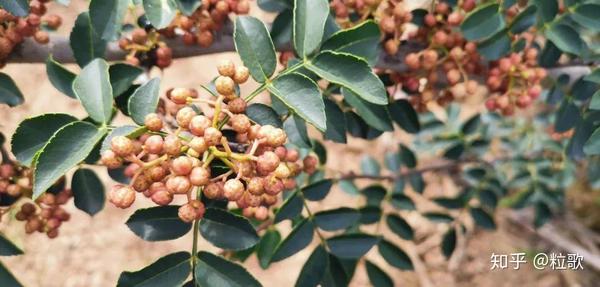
[
  {"xmin": 33, "ymin": 121, "xmax": 105, "ymax": 199},
  {"xmin": 391, "ymin": 194, "xmax": 415, "ymax": 210},
  {"xmin": 0, "ymin": 234, "xmax": 23, "ymax": 256},
  {"xmin": 0, "ymin": 262, "xmax": 22, "ymax": 287},
  {"xmin": 302, "ymin": 179, "xmax": 333, "ymax": 201},
  {"xmin": 126, "ymin": 206, "xmax": 192, "ymax": 241},
  {"xmin": 546, "ymin": 24, "xmax": 585, "ymax": 55},
  {"xmin": 284, "ymin": 115, "xmax": 311, "ymax": 148},
  {"xmin": 117, "ymin": 252, "xmax": 191, "ymax": 287},
  {"xmin": 323, "ymin": 98, "xmax": 347, "ymax": 143},
  {"xmin": 411, "ymin": 9, "xmax": 428, "ymax": 26},
  {"xmin": 441, "ymin": 228, "xmax": 457, "ymax": 258},
  {"xmin": 365, "ymin": 261, "xmax": 393, "ymax": 287},
  {"xmin": 443, "ymin": 142, "xmax": 465, "ymax": 160},
  {"xmin": 256, "ymin": 229, "xmax": 281, "ymax": 269},
  {"xmin": 110, "ymin": 63, "xmax": 144, "ymax": 97},
  {"xmin": 359, "ymin": 206, "xmax": 382, "ymax": 224},
  {"xmin": 176, "ymin": 0, "xmax": 202, "ymax": 15},
  {"xmin": 128, "ymin": 78, "xmax": 161, "ymax": 125},
  {"xmin": 271, "ymin": 218, "xmax": 315, "ymax": 262},
  {"xmin": 321, "ymin": 20, "xmax": 381, "ymax": 66},
  {"xmin": 342, "ymin": 88, "xmax": 393, "ymax": 131},
  {"xmin": 11, "ymin": 113, "xmax": 77, "ymax": 166},
  {"xmin": 361, "ymin": 185, "xmax": 386, "ymax": 206},
  {"xmin": 142, "ymin": 0, "xmax": 178, "ymax": 29},
  {"xmin": 295, "ymin": 245, "xmax": 328, "ymax": 287},
  {"xmin": 270, "ymin": 93, "xmax": 290, "ymax": 116},
  {"xmin": 584, "ymin": 127, "xmax": 600, "ymax": 155},
  {"xmin": 314, "ymin": 208, "xmax": 360, "ymax": 231},
  {"xmin": 423, "ymin": 212, "xmax": 454, "ymax": 223},
  {"xmin": 200, "ymin": 208, "xmax": 259, "ymax": 250},
  {"xmin": 534, "ymin": 202, "xmax": 552, "ymax": 228},
  {"xmin": 510, "ymin": 5, "xmax": 537, "ymax": 34},
  {"xmin": 73, "ymin": 59, "xmax": 114, "ymax": 123},
  {"xmin": 0, "ymin": 73, "xmax": 24, "ymax": 107},
  {"xmin": 392, "ymin": 179, "xmax": 405, "ymax": 194},
  {"xmin": 107, "ymin": 166, "xmax": 130, "ymax": 184},
  {"xmin": 327, "ymin": 233, "xmax": 379, "ymax": 259},
  {"xmin": 268, "ymin": 73, "xmax": 326, "ymax": 131},
  {"xmin": 321, "ymin": 254, "xmax": 353, "ymax": 287},
  {"xmin": 338, "ymin": 179, "xmax": 359, "ymax": 195},
  {"xmin": 71, "ymin": 168, "xmax": 105, "ymax": 216},
  {"xmin": 460, "ymin": 3, "xmax": 505, "ymax": 41},
  {"xmin": 386, "ymin": 214, "xmax": 414, "ymax": 240},
  {"xmin": 470, "ymin": 207, "xmax": 496, "ymax": 230},
  {"xmin": 46, "ymin": 56, "xmax": 76, "ymax": 98},
  {"xmin": 345, "ymin": 111, "xmax": 384, "ymax": 139},
  {"xmin": 563, "ymin": 0, "xmax": 580, "ymax": 7},
  {"xmin": 388, "ymin": 100, "xmax": 420, "ymax": 133},
  {"xmin": 115, "ymin": 84, "xmax": 139, "ymax": 116},
  {"xmin": 572, "ymin": 76, "xmax": 598, "ymax": 101},
  {"xmin": 234, "ymin": 16, "xmax": 277, "ymax": 82},
  {"xmin": 534, "ymin": 0, "xmax": 558, "ymax": 22},
  {"xmin": 539, "ymin": 41, "xmax": 562, "ymax": 68},
  {"xmin": 195, "ymin": 251, "xmax": 262, "ymax": 287},
  {"xmin": 0, "ymin": 0, "xmax": 28, "ymax": 16},
  {"xmin": 568, "ymin": 115, "xmax": 599, "ymax": 159},
  {"xmin": 70, "ymin": 12, "xmax": 107, "ymax": 67},
  {"xmin": 461, "ymin": 114, "xmax": 480, "ymax": 135},
  {"xmin": 293, "ymin": 0, "xmax": 328, "ymax": 57},
  {"xmin": 378, "ymin": 240, "xmax": 413, "ymax": 270},
  {"xmin": 409, "ymin": 173, "xmax": 425, "ymax": 193},
  {"xmin": 434, "ymin": 193, "xmax": 469, "ymax": 209},
  {"xmin": 512, "ymin": 37, "xmax": 527, "ymax": 53},
  {"xmin": 360, "ymin": 155, "xmax": 380, "ymax": 176},
  {"xmin": 585, "ymin": 69, "xmax": 600, "ymax": 84},
  {"xmin": 258, "ymin": 0, "xmax": 291, "ymax": 12},
  {"xmin": 311, "ymin": 140, "xmax": 327, "ymax": 165},
  {"xmin": 479, "ymin": 189, "xmax": 498, "ymax": 209},
  {"xmin": 571, "ymin": 4, "xmax": 600, "ymax": 31},
  {"xmin": 246, "ymin": 103, "xmax": 283, "ymax": 128},
  {"xmin": 307, "ymin": 51, "xmax": 388, "ymax": 105},
  {"xmin": 90, "ymin": 0, "xmax": 128, "ymax": 41},
  {"xmin": 554, "ymin": 99, "xmax": 581, "ymax": 132},
  {"xmin": 384, "ymin": 152, "xmax": 400, "ymax": 172},
  {"xmin": 399, "ymin": 144, "xmax": 416, "ymax": 168},
  {"xmin": 270, "ymin": 9, "xmax": 293, "ymax": 47},
  {"xmin": 275, "ymin": 190, "xmax": 303, "ymax": 222},
  {"xmin": 477, "ymin": 30, "xmax": 511, "ymax": 60}
]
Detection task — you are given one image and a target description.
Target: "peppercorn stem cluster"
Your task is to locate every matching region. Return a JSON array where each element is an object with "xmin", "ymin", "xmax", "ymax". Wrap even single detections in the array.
[{"xmin": 101, "ymin": 59, "xmax": 320, "ymax": 224}]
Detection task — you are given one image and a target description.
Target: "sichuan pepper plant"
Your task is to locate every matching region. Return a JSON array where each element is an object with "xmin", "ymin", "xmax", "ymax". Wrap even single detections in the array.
[{"xmin": 0, "ymin": 0, "xmax": 599, "ymax": 286}]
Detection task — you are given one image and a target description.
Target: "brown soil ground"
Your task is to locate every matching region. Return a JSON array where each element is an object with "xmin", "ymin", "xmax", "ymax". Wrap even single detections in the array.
[{"xmin": 1, "ymin": 1, "xmax": 598, "ymax": 286}]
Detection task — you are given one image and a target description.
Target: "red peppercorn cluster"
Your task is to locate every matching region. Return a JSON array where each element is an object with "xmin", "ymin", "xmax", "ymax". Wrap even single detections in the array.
[
  {"xmin": 161, "ymin": 0, "xmax": 250, "ymax": 48},
  {"xmin": 101, "ymin": 60, "xmax": 319, "ymax": 222},
  {"xmin": 15, "ymin": 190, "xmax": 72, "ymax": 239},
  {"xmin": 483, "ymin": 50, "xmax": 546, "ymax": 115},
  {"xmin": 331, "ymin": 0, "xmax": 418, "ymax": 57},
  {"xmin": 119, "ymin": 28, "xmax": 174, "ymax": 69},
  {"xmin": 0, "ymin": 1, "xmax": 62, "ymax": 68},
  {"xmin": 378, "ymin": 2, "xmax": 414, "ymax": 56},
  {"xmin": 368, "ymin": 1, "xmax": 545, "ymax": 114},
  {"xmin": 331, "ymin": 0, "xmax": 413, "ymax": 56},
  {"xmin": 0, "ymin": 163, "xmax": 30, "ymax": 199},
  {"xmin": 0, "ymin": 161, "xmax": 71, "ymax": 239},
  {"xmin": 393, "ymin": 1, "xmax": 485, "ymax": 111}
]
